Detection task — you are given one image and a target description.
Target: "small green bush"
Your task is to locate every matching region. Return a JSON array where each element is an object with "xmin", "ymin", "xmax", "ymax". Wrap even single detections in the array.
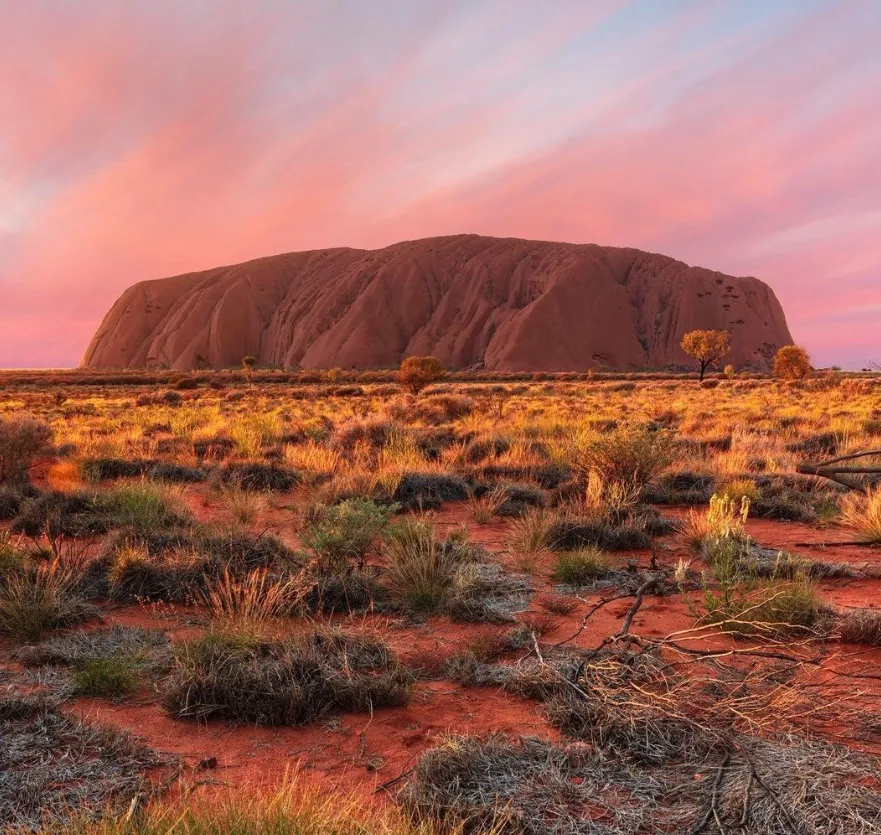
[
  {"xmin": 301, "ymin": 498, "xmax": 395, "ymax": 570},
  {"xmin": 72, "ymin": 656, "xmax": 140, "ymax": 698},
  {"xmin": 552, "ymin": 547, "xmax": 612, "ymax": 585}
]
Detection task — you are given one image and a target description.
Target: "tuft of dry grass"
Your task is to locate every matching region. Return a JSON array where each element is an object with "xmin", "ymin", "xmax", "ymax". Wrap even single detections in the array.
[
  {"xmin": 682, "ymin": 492, "xmax": 750, "ymax": 552},
  {"xmin": 203, "ymin": 568, "xmax": 303, "ymax": 628},
  {"xmin": 218, "ymin": 485, "xmax": 269, "ymax": 526},
  {"xmin": 840, "ymin": 485, "xmax": 881, "ymax": 543},
  {"xmin": 0, "ymin": 558, "xmax": 97, "ymax": 642},
  {"xmin": 839, "ymin": 608, "xmax": 881, "ymax": 645},
  {"xmin": 507, "ymin": 508, "xmax": 554, "ymax": 554}
]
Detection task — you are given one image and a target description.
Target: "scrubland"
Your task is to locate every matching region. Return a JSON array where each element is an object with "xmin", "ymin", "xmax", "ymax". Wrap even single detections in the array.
[{"xmin": 2, "ymin": 367, "xmax": 881, "ymax": 834}]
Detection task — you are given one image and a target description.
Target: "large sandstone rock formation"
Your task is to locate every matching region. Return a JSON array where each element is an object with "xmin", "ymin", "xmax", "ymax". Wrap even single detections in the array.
[{"xmin": 82, "ymin": 235, "xmax": 792, "ymax": 371}]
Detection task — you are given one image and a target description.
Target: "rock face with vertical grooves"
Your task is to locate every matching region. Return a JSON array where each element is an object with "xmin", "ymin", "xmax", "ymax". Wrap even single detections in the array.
[{"xmin": 82, "ymin": 234, "xmax": 793, "ymax": 371}]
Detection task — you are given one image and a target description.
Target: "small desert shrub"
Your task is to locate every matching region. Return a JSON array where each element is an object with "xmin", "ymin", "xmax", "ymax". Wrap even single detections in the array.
[
  {"xmin": 507, "ymin": 508, "xmax": 554, "ymax": 553},
  {"xmin": 0, "ymin": 559, "xmax": 97, "ymax": 642},
  {"xmin": 572, "ymin": 426, "xmax": 672, "ymax": 491},
  {"xmin": 552, "ymin": 547, "xmax": 612, "ymax": 585},
  {"xmin": 204, "ymin": 568, "xmax": 303, "ymax": 627},
  {"xmin": 839, "ymin": 608, "xmax": 881, "ymax": 645},
  {"xmin": 0, "ymin": 415, "xmax": 52, "ymax": 484},
  {"xmin": 216, "ymin": 462, "xmax": 299, "ymax": 491},
  {"xmin": 301, "ymin": 498, "xmax": 394, "ymax": 570},
  {"xmin": 398, "ymin": 356, "xmax": 446, "ymax": 395},
  {"xmin": 393, "ymin": 473, "xmax": 470, "ymax": 510},
  {"xmin": 105, "ymin": 482, "xmax": 190, "ymax": 534},
  {"xmin": 384, "ymin": 519, "xmax": 463, "ymax": 612},
  {"xmin": 839, "ymin": 486, "xmax": 881, "ymax": 543},
  {"xmin": 72, "ymin": 656, "xmax": 140, "ymax": 699},
  {"xmin": 219, "ymin": 485, "xmax": 269, "ymax": 526},
  {"xmin": 162, "ymin": 627, "xmax": 413, "ymax": 725}
]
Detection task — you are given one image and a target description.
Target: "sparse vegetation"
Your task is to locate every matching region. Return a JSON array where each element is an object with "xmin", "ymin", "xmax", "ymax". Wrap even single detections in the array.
[{"xmin": 2, "ymin": 369, "xmax": 881, "ymax": 829}]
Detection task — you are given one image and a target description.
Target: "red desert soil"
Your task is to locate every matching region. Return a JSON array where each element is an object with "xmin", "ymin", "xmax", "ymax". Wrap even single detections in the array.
[
  {"xmin": 7, "ymin": 491, "xmax": 881, "ymax": 803},
  {"xmin": 81, "ymin": 234, "xmax": 792, "ymax": 372}
]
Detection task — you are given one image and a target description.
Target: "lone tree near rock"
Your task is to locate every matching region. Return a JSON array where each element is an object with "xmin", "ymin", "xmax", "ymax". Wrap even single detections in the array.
[
  {"xmin": 398, "ymin": 356, "xmax": 445, "ymax": 396},
  {"xmin": 680, "ymin": 330, "xmax": 731, "ymax": 381},
  {"xmin": 774, "ymin": 345, "xmax": 812, "ymax": 380},
  {"xmin": 241, "ymin": 356, "xmax": 255, "ymax": 387}
]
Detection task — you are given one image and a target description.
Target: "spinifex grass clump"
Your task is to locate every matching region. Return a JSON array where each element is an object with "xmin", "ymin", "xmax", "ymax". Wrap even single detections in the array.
[
  {"xmin": 0, "ymin": 558, "xmax": 97, "ymax": 642},
  {"xmin": 162, "ymin": 627, "xmax": 413, "ymax": 725},
  {"xmin": 384, "ymin": 518, "xmax": 466, "ymax": 611},
  {"xmin": 1, "ymin": 693, "xmax": 158, "ymax": 830},
  {"xmin": 682, "ymin": 492, "xmax": 750, "ymax": 557},
  {"xmin": 552, "ymin": 546, "xmax": 613, "ymax": 586},
  {"xmin": 840, "ymin": 485, "xmax": 881, "ymax": 543},
  {"xmin": 0, "ymin": 415, "xmax": 52, "ymax": 485},
  {"xmin": 36, "ymin": 781, "xmax": 447, "ymax": 835},
  {"xmin": 404, "ymin": 734, "xmax": 665, "ymax": 835},
  {"xmin": 203, "ymin": 567, "xmax": 303, "ymax": 627},
  {"xmin": 71, "ymin": 656, "xmax": 141, "ymax": 699}
]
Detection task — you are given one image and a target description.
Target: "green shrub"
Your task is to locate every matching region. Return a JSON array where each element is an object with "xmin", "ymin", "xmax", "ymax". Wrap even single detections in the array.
[
  {"xmin": 301, "ymin": 498, "xmax": 394, "ymax": 570},
  {"xmin": 72, "ymin": 656, "xmax": 140, "ymax": 698},
  {"xmin": 572, "ymin": 426, "xmax": 672, "ymax": 491},
  {"xmin": 552, "ymin": 548, "xmax": 612, "ymax": 585}
]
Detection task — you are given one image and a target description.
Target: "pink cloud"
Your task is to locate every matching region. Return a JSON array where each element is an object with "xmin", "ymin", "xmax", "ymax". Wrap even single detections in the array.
[{"xmin": 0, "ymin": 1, "xmax": 878, "ymax": 368}]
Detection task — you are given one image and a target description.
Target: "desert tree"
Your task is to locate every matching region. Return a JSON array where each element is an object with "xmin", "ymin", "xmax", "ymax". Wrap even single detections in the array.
[
  {"xmin": 241, "ymin": 355, "xmax": 256, "ymax": 387},
  {"xmin": 398, "ymin": 356, "xmax": 445, "ymax": 396},
  {"xmin": 774, "ymin": 345, "xmax": 812, "ymax": 380},
  {"xmin": 679, "ymin": 329, "xmax": 731, "ymax": 381}
]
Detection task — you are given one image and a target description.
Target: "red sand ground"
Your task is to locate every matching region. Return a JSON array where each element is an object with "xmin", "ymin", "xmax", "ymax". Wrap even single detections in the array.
[{"xmin": 5, "ymin": 491, "xmax": 881, "ymax": 804}]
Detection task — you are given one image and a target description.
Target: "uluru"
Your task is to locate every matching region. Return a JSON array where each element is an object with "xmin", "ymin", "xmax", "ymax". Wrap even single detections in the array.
[{"xmin": 81, "ymin": 235, "xmax": 793, "ymax": 372}]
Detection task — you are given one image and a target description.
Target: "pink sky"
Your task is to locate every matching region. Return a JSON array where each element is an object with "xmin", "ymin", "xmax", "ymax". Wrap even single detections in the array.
[{"xmin": 1, "ymin": 1, "xmax": 879, "ymax": 368}]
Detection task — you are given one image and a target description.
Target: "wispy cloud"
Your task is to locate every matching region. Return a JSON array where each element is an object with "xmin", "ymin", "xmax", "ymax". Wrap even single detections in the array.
[{"xmin": 0, "ymin": 0, "xmax": 878, "ymax": 367}]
